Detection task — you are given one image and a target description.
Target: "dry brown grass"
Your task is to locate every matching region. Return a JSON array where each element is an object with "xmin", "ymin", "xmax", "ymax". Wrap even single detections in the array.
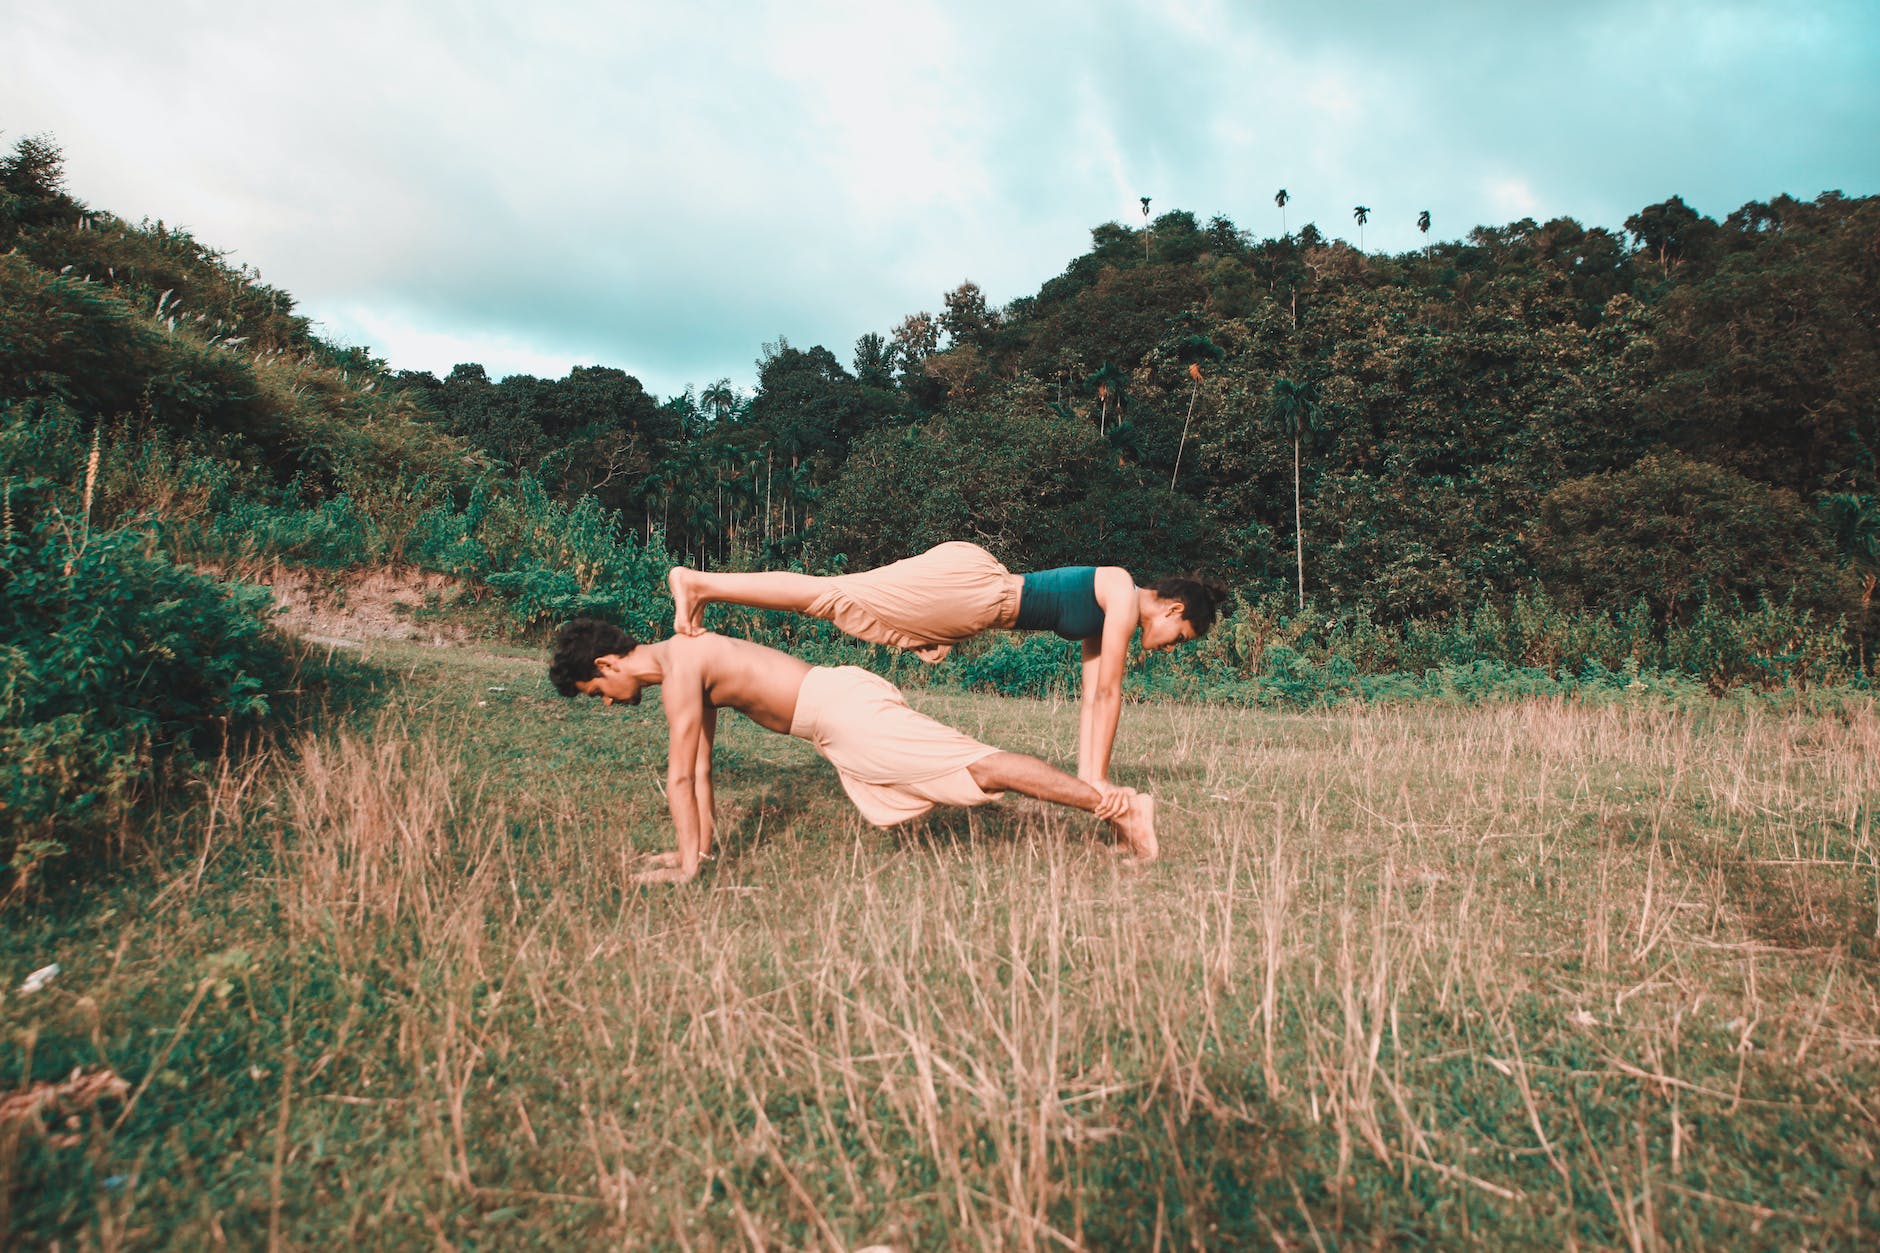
[{"xmin": 5, "ymin": 646, "xmax": 1878, "ymax": 1248}]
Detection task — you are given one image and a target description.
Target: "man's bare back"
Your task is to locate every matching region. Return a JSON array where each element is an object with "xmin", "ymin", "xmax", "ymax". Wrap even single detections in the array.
[{"xmin": 652, "ymin": 633, "xmax": 814, "ymax": 735}]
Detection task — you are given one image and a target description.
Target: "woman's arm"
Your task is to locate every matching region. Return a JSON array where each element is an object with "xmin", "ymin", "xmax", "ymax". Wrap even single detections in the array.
[{"xmin": 1076, "ymin": 567, "xmax": 1139, "ymax": 784}]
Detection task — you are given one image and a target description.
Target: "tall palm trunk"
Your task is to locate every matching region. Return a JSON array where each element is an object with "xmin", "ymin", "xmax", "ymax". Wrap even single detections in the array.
[
  {"xmin": 1294, "ymin": 434, "xmax": 1304, "ymax": 611},
  {"xmin": 1171, "ymin": 382, "xmax": 1200, "ymax": 489}
]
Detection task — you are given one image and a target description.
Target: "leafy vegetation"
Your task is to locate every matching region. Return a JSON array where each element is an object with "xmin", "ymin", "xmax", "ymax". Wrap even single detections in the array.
[
  {"xmin": 0, "ymin": 412, "xmax": 298, "ymax": 886},
  {"xmin": 6, "ymin": 130, "xmax": 1874, "ymax": 640},
  {"xmin": 4, "ymin": 127, "xmax": 1878, "ymax": 1247},
  {"xmin": 4, "ymin": 126, "xmax": 1875, "ymax": 883}
]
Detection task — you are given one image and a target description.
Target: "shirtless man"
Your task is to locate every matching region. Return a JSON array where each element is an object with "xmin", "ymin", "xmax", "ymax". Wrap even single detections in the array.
[
  {"xmin": 548, "ymin": 618, "xmax": 1158, "ymax": 884},
  {"xmin": 666, "ymin": 542, "xmax": 1228, "ymax": 785}
]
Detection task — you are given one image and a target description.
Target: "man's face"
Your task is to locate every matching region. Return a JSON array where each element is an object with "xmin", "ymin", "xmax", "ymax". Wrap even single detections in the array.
[
  {"xmin": 1139, "ymin": 600, "xmax": 1199, "ymax": 653},
  {"xmin": 574, "ymin": 654, "xmax": 644, "ymax": 706}
]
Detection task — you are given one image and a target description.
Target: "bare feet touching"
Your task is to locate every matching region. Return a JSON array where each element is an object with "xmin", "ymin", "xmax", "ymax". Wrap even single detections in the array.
[
  {"xmin": 912, "ymin": 643, "xmax": 953, "ymax": 664},
  {"xmin": 632, "ymin": 849, "xmax": 700, "ymax": 884},
  {"xmin": 668, "ymin": 567, "xmax": 704, "ymax": 636},
  {"xmin": 1109, "ymin": 793, "xmax": 1158, "ymax": 861}
]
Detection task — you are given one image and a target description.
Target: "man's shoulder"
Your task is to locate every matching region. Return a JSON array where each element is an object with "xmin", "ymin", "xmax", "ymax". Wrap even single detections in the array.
[{"xmin": 673, "ymin": 631, "xmax": 792, "ymax": 671}]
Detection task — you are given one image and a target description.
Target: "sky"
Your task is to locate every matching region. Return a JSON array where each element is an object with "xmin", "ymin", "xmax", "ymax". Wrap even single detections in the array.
[{"xmin": 4, "ymin": 0, "xmax": 1876, "ymax": 400}]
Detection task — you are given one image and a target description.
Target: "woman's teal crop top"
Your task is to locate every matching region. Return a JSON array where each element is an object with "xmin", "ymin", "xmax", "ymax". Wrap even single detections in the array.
[{"xmin": 1015, "ymin": 567, "xmax": 1107, "ymax": 640}]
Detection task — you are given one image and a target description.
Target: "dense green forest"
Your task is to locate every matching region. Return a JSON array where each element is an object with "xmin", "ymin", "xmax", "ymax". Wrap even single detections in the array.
[
  {"xmin": 8, "ymin": 131, "xmax": 1875, "ymax": 618},
  {"xmin": 391, "ymin": 181, "xmax": 1880, "ymax": 626},
  {"xmin": 4, "ymin": 128, "xmax": 1877, "ymax": 871}
]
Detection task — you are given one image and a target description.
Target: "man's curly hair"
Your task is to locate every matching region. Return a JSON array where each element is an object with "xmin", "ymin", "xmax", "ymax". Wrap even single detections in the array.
[
  {"xmin": 1152, "ymin": 575, "xmax": 1231, "ymax": 637},
  {"xmin": 548, "ymin": 618, "xmax": 640, "ymax": 697}
]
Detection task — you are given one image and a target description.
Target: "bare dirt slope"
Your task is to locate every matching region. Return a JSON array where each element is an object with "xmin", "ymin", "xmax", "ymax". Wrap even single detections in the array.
[{"xmin": 236, "ymin": 563, "xmax": 479, "ymax": 648}]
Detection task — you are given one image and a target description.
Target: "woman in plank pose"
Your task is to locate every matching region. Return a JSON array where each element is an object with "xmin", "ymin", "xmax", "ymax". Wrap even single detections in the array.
[{"xmin": 668, "ymin": 542, "xmax": 1227, "ymax": 785}]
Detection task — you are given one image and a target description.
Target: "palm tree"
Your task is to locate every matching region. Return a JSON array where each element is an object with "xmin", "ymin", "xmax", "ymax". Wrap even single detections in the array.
[
  {"xmin": 1268, "ymin": 378, "xmax": 1317, "ymax": 610},
  {"xmin": 1086, "ymin": 362, "xmax": 1126, "ymax": 434},
  {"xmin": 1170, "ymin": 335, "xmax": 1225, "ymax": 489},
  {"xmin": 701, "ymin": 379, "xmax": 737, "ymax": 424},
  {"xmin": 1417, "ymin": 209, "xmax": 1431, "ymax": 258},
  {"xmin": 1821, "ymin": 492, "xmax": 1880, "ymax": 609},
  {"xmin": 1352, "ymin": 205, "xmax": 1371, "ymax": 251},
  {"xmin": 1274, "ymin": 188, "xmax": 1289, "ymax": 236},
  {"xmin": 1140, "ymin": 196, "xmax": 1153, "ymax": 259}
]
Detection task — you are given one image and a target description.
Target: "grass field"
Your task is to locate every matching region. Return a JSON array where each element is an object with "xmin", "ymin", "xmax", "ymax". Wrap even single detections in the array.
[{"xmin": 4, "ymin": 639, "xmax": 1879, "ymax": 1249}]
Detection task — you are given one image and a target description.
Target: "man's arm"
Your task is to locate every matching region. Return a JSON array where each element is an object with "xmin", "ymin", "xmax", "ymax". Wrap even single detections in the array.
[
  {"xmin": 639, "ymin": 665, "xmax": 710, "ymax": 884},
  {"xmin": 1076, "ymin": 567, "xmax": 1138, "ymax": 789}
]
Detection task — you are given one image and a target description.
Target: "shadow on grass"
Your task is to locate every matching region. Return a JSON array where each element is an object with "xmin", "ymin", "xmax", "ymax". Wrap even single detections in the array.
[
  {"xmin": 710, "ymin": 761, "xmax": 828, "ymax": 868},
  {"xmin": 882, "ymin": 799, "xmax": 1124, "ymax": 860}
]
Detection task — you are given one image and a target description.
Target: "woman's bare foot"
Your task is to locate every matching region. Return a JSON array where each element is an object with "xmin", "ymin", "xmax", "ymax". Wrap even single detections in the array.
[
  {"xmin": 668, "ymin": 567, "xmax": 704, "ymax": 636},
  {"xmin": 633, "ymin": 864, "xmax": 699, "ymax": 884},
  {"xmin": 1109, "ymin": 794, "xmax": 1158, "ymax": 861},
  {"xmin": 912, "ymin": 643, "xmax": 953, "ymax": 664}
]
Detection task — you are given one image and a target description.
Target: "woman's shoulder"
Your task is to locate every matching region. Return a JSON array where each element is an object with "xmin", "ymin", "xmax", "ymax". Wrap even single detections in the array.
[{"xmin": 1091, "ymin": 566, "xmax": 1137, "ymax": 608}]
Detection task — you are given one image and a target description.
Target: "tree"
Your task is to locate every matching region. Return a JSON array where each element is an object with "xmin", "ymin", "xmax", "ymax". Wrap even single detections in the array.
[
  {"xmin": 1269, "ymin": 378, "xmax": 1317, "ymax": 609},
  {"xmin": 1352, "ymin": 205, "xmax": 1371, "ymax": 251},
  {"xmin": 700, "ymin": 378, "xmax": 739, "ymax": 424},
  {"xmin": 1531, "ymin": 454, "xmax": 1853, "ymax": 621},
  {"xmin": 0, "ymin": 133, "xmax": 72, "ymax": 237},
  {"xmin": 939, "ymin": 281, "xmax": 993, "ymax": 349},
  {"xmin": 746, "ymin": 343, "xmax": 874, "ymax": 470},
  {"xmin": 890, "ymin": 312, "xmax": 939, "ymax": 379},
  {"xmin": 1641, "ymin": 193, "xmax": 1879, "ymax": 493},
  {"xmin": 1417, "ymin": 209, "xmax": 1431, "ymax": 257},
  {"xmin": 852, "ymin": 332, "xmax": 894, "ymax": 388},
  {"xmin": 0, "ymin": 133, "xmax": 66, "ymax": 197},
  {"xmin": 1170, "ymin": 334, "xmax": 1225, "ymax": 489},
  {"xmin": 1820, "ymin": 492, "xmax": 1880, "ymax": 609},
  {"xmin": 1085, "ymin": 361, "xmax": 1126, "ymax": 434},
  {"xmin": 1204, "ymin": 214, "xmax": 1247, "ymax": 255},
  {"xmin": 1274, "ymin": 188, "xmax": 1289, "ymax": 236},
  {"xmin": 818, "ymin": 387, "xmax": 1207, "ymax": 574},
  {"xmin": 1624, "ymin": 195, "xmax": 1714, "ymax": 274},
  {"xmin": 890, "ymin": 311, "xmax": 946, "ymax": 410}
]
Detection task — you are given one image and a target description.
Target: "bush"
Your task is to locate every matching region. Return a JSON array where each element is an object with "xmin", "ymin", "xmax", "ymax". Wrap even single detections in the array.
[
  {"xmin": 1531, "ymin": 453, "xmax": 1856, "ymax": 621},
  {"xmin": 951, "ymin": 634, "xmax": 1080, "ymax": 698},
  {"xmin": 0, "ymin": 491, "xmax": 295, "ymax": 888}
]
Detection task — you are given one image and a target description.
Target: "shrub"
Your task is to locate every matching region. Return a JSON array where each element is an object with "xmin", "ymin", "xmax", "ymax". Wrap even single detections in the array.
[
  {"xmin": 951, "ymin": 634, "xmax": 1080, "ymax": 698},
  {"xmin": 1531, "ymin": 453, "xmax": 1856, "ymax": 621},
  {"xmin": 0, "ymin": 485, "xmax": 295, "ymax": 888}
]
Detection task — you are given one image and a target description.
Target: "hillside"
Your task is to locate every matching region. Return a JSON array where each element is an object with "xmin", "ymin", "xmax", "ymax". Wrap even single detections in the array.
[{"xmin": 3, "ymin": 129, "xmax": 1876, "ymax": 879}]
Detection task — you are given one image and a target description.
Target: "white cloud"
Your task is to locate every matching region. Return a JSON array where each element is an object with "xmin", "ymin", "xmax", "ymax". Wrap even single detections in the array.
[
  {"xmin": 1485, "ymin": 177, "xmax": 1542, "ymax": 221},
  {"xmin": 2, "ymin": 0, "xmax": 1874, "ymax": 391},
  {"xmin": 318, "ymin": 303, "xmax": 609, "ymax": 384}
]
